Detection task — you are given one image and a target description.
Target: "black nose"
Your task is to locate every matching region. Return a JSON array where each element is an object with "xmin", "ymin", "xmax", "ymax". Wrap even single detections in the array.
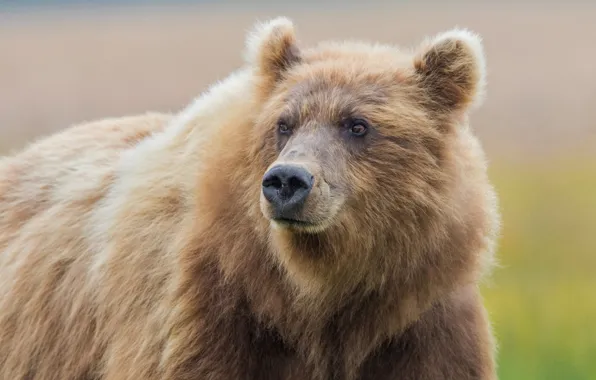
[{"xmin": 262, "ymin": 165, "xmax": 314, "ymax": 218}]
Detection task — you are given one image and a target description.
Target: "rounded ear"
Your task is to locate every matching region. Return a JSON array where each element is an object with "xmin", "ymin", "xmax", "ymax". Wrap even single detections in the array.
[
  {"xmin": 243, "ymin": 17, "xmax": 302, "ymax": 95},
  {"xmin": 412, "ymin": 28, "xmax": 487, "ymax": 114}
]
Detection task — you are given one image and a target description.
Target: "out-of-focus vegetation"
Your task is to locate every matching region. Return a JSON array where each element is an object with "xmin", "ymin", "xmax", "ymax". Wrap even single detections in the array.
[{"xmin": 483, "ymin": 158, "xmax": 596, "ymax": 380}]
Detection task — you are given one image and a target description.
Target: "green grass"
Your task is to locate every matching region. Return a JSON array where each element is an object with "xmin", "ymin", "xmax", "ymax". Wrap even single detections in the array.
[{"xmin": 482, "ymin": 158, "xmax": 596, "ymax": 380}]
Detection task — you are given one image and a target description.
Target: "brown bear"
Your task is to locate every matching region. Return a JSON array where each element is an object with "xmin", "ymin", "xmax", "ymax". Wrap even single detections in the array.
[{"xmin": 0, "ymin": 17, "xmax": 500, "ymax": 380}]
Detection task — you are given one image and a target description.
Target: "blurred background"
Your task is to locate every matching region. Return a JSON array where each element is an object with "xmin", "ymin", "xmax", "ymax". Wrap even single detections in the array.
[{"xmin": 1, "ymin": 1, "xmax": 595, "ymax": 379}]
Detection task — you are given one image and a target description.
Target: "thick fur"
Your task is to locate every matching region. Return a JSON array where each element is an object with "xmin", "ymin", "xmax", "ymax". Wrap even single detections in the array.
[{"xmin": 0, "ymin": 18, "xmax": 500, "ymax": 380}]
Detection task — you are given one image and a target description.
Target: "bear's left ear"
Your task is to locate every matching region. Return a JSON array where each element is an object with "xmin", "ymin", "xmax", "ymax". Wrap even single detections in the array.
[
  {"xmin": 244, "ymin": 17, "xmax": 302, "ymax": 95},
  {"xmin": 412, "ymin": 28, "xmax": 487, "ymax": 115}
]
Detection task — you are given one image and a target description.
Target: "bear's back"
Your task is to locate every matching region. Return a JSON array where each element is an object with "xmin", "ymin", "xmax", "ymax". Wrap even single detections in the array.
[{"xmin": 0, "ymin": 113, "xmax": 171, "ymax": 262}]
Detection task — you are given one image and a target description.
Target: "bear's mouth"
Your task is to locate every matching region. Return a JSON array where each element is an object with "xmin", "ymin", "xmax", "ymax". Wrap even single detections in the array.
[{"xmin": 273, "ymin": 217, "xmax": 313, "ymax": 227}]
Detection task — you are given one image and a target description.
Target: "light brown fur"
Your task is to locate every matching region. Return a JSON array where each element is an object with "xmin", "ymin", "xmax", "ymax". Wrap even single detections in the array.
[{"xmin": 0, "ymin": 18, "xmax": 500, "ymax": 380}]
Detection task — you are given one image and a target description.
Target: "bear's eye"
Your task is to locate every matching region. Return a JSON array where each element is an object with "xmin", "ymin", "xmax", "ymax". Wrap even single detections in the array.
[
  {"xmin": 347, "ymin": 118, "xmax": 369, "ymax": 137},
  {"xmin": 277, "ymin": 120, "xmax": 291, "ymax": 135}
]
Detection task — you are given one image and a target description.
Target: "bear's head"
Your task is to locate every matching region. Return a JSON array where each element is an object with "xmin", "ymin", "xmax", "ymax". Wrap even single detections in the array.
[{"xmin": 244, "ymin": 18, "xmax": 498, "ymax": 298}]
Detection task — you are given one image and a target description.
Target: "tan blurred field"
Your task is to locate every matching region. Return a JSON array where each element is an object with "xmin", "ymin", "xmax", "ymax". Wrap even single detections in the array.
[
  {"xmin": 1, "ymin": 3, "xmax": 595, "ymax": 379},
  {"xmin": 2, "ymin": 3, "xmax": 596, "ymax": 161}
]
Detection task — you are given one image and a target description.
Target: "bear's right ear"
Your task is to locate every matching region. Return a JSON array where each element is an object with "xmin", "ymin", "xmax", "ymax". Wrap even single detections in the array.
[{"xmin": 243, "ymin": 17, "xmax": 302, "ymax": 95}]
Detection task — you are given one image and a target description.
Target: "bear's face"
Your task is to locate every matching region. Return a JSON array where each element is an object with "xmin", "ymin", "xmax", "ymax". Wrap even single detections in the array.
[
  {"xmin": 246, "ymin": 18, "xmax": 490, "ymax": 290},
  {"xmin": 258, "ymin": 54, "xmax": 441, "ymax": 235}
]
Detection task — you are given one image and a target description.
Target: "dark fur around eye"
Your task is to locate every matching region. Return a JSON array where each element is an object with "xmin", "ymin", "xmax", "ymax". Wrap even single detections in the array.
[
  {"xmin": 344, "ymin": 118, "xmax": 370, "ymax": 137},
  {"xmin": 277, "ymin": 119, "xmax": 292, "ymax": 135},
  {"xmin": 275, "ymin": 118, "xmax": 291, "ymax": 152}
]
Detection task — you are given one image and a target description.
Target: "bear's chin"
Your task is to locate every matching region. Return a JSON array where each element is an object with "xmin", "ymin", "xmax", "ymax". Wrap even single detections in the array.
[{"xmin": 270, "ymin": 218, "xmax": 330, "ymax": 234}]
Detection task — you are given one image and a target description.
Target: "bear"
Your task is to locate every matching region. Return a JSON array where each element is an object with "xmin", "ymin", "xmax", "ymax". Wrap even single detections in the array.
[{"xmin": 0, "ymin": 16, "xmax": 500, "ymax": 380}]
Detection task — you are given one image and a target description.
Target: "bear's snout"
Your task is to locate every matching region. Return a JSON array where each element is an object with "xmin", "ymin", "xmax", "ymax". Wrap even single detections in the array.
[{"xmin": 262, "ymin": 164, "xmax": 313, "ymax": 221}]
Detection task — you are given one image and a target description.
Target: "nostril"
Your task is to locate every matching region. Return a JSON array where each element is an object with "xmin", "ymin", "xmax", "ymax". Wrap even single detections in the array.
[
  {"xmin": 289, "ymin": 176, "xmax": 308, "ymax": 190},
  {"xmin": 262, "ymin": 175, "xmax": 282, "ymax": 190}
]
